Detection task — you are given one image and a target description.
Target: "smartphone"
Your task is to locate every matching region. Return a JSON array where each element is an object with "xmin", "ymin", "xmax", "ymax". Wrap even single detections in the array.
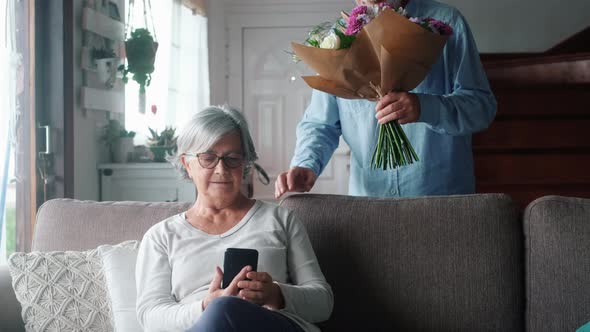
[{"xmin": 222, "ymin": 248, "xmax": 258, "ymax": 289}]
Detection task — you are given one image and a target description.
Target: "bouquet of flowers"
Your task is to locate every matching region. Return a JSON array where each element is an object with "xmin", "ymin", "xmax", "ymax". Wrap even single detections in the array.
[{"xmin": 291, "ymin": 0, "xmax": 453, "ymax": 170}]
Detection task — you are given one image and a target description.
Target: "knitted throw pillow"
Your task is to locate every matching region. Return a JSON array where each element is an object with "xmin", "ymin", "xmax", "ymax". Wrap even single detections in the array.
[{"xmin": 7, "ymin": 241, "xmax": 139, "ymax": 332}]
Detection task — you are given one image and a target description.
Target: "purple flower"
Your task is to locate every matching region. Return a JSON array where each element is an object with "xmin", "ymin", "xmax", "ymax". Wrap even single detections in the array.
[
  {"xmin": 346, "ymin": 6, "xmax": 369, "ymax": 35},
  {"xmin": 409, "ymin": 16, "xmax": 453, "ymax": 35},
  {"xmin": 351, "ymin": 5, "xmax": 368, "ymax": 16},
  {"xmin": 431, "ymin": 19, "xmax": 453, "ymax": 35},
  {"xmin": 424, "ymin": 18, "xmax": 453, "ymax": 35}
]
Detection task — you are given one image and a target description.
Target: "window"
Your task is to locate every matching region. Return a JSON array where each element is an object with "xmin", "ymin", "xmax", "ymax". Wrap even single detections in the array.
[
  {"xmin": 1, "ymin": 0, "xmax": 29, "ymax": 262},
  {"xmin": 124, "ymin": 0, "xmax": 210, "ymax": 145}
]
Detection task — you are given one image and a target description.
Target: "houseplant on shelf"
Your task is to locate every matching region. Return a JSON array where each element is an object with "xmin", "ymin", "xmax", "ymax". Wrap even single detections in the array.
[
  {"xmin": 147, "ymin": 127, "xmax": 177, "ymax": 162},
  {"xmin": 92, "ymin": 47, "xmax": 119, "ymax": 88},
  {"xmin": 101, "ymin": 120, "xmax": 136, "ymax": 163}
]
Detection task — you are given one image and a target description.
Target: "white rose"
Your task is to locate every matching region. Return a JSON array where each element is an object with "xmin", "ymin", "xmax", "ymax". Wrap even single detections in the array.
[{"xmin": 319, "ymin": 32, "xmax": 341, "ymax": 49}]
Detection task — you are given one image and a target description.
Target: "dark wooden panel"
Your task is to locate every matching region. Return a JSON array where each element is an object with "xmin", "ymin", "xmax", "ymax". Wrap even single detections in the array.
[
  {"xmin": 491, "ymin": 85, "xmax": 590, "ymax": 118},
  {"xmin": 473, "ymin": 119, "xmax": 590, "ymax": 150},
  {"xmin": 478, "ymin": 45, "xmax": 590, "ymax": 209},
  {"xmin": 474, "ymin": 153, "xmax": 590, "ymax": 185},
  {"xmin": 546, "ymin": 26, "xmax": 590, "ymax": 54},
  {"xmin": 484, "ymin": 54, "xmax": 590, "ymax": 86}
]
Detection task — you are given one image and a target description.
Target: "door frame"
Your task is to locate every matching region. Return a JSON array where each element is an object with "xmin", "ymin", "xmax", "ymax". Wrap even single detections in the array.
[
  {"xmin": 13, "ymin": 0, "xmax": 36, "ymax": 252},
  {"xmin": 225, "ymin": 1, "xmax": 348, "ymax": 112},
  {"xmin": 223, "ymin": 1, "xmax": 351, "ymax": 198}
]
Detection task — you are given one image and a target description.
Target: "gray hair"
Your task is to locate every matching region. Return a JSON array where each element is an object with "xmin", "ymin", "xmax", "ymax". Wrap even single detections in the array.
[{"xmin": 168, "ymin": 105, "xmax": 258, "ymax": 180}]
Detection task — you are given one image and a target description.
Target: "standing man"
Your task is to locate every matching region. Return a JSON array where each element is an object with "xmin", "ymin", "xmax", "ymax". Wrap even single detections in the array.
[{"xmin": 275, "ymin": 0, "xmax": 496, "ymax": 199}]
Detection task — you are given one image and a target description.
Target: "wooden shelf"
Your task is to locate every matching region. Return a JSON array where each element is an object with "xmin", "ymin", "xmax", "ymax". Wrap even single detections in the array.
[
  {"xmin": 81, "ymin": 87, "xmax": 124, "ymax": 113},
  {"xmin": 82, "ymin": 7, "xmax": 124, "ymax": 41}
]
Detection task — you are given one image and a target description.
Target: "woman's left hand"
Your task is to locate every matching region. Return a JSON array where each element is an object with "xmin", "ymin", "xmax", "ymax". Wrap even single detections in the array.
[
  {"xmin": 375, "ymin": 91, "xmax": 421, "ymax": 125},
  {"xmin": 237, "ymin": 271, "xmax": 285, "ymax": 310}
]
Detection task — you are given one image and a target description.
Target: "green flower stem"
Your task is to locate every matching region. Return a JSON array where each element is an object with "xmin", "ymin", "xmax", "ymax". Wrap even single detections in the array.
[
  {"xmin": 384, "ymin": 124, "xmax": 394, "ymax": 169},
  {"xmin": 371, "ymin": 125, "xmax": 383, "ymax": 166},
  {"xmin": 397, "ymin": 123, "xmax": 414, "ymax": 165},
  {"xmin": 387, "ymin": 126, "xmax": 395, "ymax": 169},
  {"xmin": 368, "ymin": 83, "xmax": 419, "ymax": 170},
  {"xmin": 399, "ymin": 125, "xmax": 419, "ymax": 161},
  {"xmin": 371, "ymin": 120, "xmax": 419, "ymax": 170},
  {"xmin": 389, "ymin": 122, "xmax": 406, "ymax": 165},
  {"xmin": 372, "ymin": 123, "xmax": 387, "ymax": 170},
  {"xmin": 392, "ymin": 123, "xmax": 409, "ymax": 165},
  {"xmin": 386, "ymin": 122, "xmax": 403, "ymax": 166}
]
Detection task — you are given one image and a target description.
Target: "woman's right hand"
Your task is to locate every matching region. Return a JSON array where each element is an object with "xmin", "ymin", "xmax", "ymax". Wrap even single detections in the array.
[{"xmin": 202, "ymin": 265, "xmax": 252, "ymax": 310}]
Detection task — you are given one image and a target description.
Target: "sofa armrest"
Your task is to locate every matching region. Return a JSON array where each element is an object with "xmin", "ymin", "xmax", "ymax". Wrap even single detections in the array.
[{"xmin": 0, "ymin": 265, "xmax": 24, "ymax": 331}]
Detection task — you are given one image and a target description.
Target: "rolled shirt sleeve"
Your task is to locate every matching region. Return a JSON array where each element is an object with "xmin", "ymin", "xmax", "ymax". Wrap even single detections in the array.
[{"xmin": 290, "ymin": 90, "xmax": 342, "ymax": 176}]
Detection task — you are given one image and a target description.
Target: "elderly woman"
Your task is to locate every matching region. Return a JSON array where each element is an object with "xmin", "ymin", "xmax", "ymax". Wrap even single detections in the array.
[{"xmin": 135, "ymin": 106, "xmax": 333, "ymax": 332}]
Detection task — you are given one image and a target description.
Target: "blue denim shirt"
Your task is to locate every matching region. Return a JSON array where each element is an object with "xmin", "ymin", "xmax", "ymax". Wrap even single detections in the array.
[{"xmin": 290, "ymin": 0, "xmax": 496, "ymax": 197}]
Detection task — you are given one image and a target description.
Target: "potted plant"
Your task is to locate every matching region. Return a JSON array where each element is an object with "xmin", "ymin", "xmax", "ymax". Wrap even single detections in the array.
[
  {"xmin": 92, "ymin": 47, "xmax": 119, "ymax": 88},
  {"xmin": 101, "ymin": 120, "xmax": 136, "ymax": 163},
  {"xmin": 119, "ymin": 28, "xmax": 158, "ymax": 94},
  {"xmin": 147, "ymin": 127, "xmax": 177, "ymax": 162},
  {"xmin": 115, "ymin": 129, "xmax": 136, "ymax": 163}
]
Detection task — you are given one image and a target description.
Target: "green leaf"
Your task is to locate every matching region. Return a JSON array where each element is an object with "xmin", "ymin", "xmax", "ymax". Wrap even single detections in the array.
[
  {"xmin": 333, "ymin": 29, "xmax": 355, "ymax": 49},
  {"xmin": 305, "ymin": 38, "xmax": 320, "ymax": 48}
]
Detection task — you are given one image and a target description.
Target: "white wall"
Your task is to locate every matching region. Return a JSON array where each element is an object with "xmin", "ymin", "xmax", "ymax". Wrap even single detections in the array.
[
  {"xmin": 73, "ymin": 0, "xmax": 590, "ymax": 200},
  {"xmin": 445, "ymin": 0, "xmax": 590, "ymax": 52},
  {"xmin": 208, "ymin": 0, "xmax": 227, "ymax": 105},
  {"xmin": 73, "ymin": 0, "xmax": 114, "ymax": 201},
  {"xmin": 207, "ymin": 0, "xmax": 590, "ymax": 104}
]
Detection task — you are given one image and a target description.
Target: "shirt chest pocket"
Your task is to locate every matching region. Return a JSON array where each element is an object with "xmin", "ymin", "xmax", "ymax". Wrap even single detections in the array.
[
  {"xmin": 338, "ymin": 99, "xmax": 375, "ymax": 118},
  {"xmin": 256, "ymin": 247, "xmax": 289, "ymax": 283}
]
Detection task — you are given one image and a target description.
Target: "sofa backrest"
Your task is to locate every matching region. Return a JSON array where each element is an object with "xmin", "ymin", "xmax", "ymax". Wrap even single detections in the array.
[
  {"xmin": 33, "ymin": 199, "xmax": 192, "ymax": 251},
  {"xmin": 31, "ymin": 195, "xmax": 525, "ymax": 331},
  {"xmin": 280, "ymin": 193, "xmax": 524, "ymax": 332},
  {"xmin": 524, "ymin": 195, "xmax": 590, "ymax": 332}
]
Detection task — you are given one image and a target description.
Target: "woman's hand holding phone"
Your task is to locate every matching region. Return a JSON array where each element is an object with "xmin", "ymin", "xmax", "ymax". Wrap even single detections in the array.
[
  {"xmin": 202, "ymin": 248, "xmax": 283, "ymax": 310},
  {"xmin": 237, "ymin": 271, "xmax": 285, "ymax": 310},
  {"xmin": 202, "ymin": 265, "xmax": 252, "ymax": 310}
]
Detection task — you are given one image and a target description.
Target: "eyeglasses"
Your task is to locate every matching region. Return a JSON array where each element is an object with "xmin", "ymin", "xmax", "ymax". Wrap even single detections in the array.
[{"xmin": 185, "ymin": 152, "xmax": 245, "ymax": 169}]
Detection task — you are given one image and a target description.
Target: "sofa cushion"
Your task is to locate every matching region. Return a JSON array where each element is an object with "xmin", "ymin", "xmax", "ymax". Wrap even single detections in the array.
[
  {"xmin": 33, "ymin": 199, "xmax": 191, "ymax": 251},
  {"xmin": 524, "ymin": 196, "xmax": 590, "ymax": 332},
  {"xmin": 280, "ymin": 193, "xmax": 523, "ymax": 332},
  {"xmin": 98, "ymin": 243, "xmax": 142, "ymax": 332},
  {"xmin": 7, "ymin": 241, "xmax": 139, "ymax": 332}
]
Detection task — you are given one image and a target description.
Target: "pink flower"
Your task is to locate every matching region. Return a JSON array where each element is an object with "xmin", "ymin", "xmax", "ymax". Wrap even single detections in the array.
[
  {"xmin": 431, "ymin": 19, "xmax": 453, "ymax": 35},
  {"xmin": 346, "ymin": 6, "xmax": 368, "ymax": 35},
  {"xmin": 151, "ymin": 104, "xmax": 157, "ymax": 114},
  {"xmin": 410, "ymin": 17, "xmax": 453, "ymax": 35}
]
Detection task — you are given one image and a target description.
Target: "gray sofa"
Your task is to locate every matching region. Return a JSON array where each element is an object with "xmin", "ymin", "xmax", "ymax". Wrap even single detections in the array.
[{"xmin": 1, "ymin": 194, "xmax": 589, "ymax": 331}]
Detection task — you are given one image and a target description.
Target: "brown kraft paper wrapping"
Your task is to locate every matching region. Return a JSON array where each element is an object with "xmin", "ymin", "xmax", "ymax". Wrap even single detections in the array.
[{"xmin": 292, "ymin": 8, "xmax": 448, "ymax": 100}]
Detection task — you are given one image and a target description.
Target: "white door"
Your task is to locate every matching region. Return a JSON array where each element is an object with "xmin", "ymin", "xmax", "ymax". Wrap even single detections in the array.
[{"xmin": 241, "ymin": 27, "xmax": 350, "ymax": 200}]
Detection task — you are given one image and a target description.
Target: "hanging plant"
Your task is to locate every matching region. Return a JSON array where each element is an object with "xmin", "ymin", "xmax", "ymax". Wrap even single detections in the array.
[
  {"xmin": 120, "ymin": 0, "xmax": 158, "ymax": 113},
  {"xmin": 118, "ymin": 28, "xmax": 158, "ymax": 93}
]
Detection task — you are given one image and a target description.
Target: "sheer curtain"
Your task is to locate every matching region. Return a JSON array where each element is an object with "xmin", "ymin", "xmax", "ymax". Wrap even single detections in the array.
[
  {"xmin": 0, "ymin": 0, "xmax": 20, "ymax": 263},
  {"xmin": 125, "ymin": 0, "xmax": 210, "ymax": 145}
]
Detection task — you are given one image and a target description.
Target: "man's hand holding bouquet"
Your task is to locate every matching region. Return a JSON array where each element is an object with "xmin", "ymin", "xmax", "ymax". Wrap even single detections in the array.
[{"xmin": 291, "ymin": 0, "xmax": 453, "ymax": 170}]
